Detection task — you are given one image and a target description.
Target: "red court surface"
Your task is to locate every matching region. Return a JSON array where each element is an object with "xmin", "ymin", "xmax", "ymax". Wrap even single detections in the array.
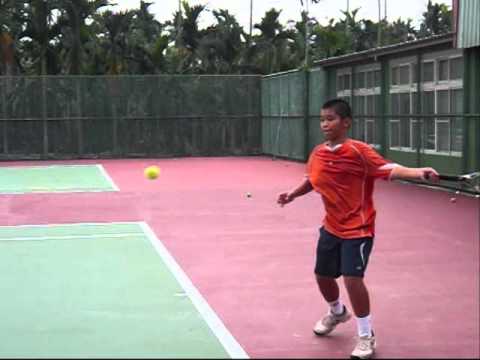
[{"xmin": 1, "ymin": 156, "xmax": 479, "ymax": 358}]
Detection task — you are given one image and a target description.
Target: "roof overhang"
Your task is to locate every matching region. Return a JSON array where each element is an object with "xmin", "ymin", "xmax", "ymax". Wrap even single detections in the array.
[{"xmin": 313, "ymin": 33, "xmax": 455, "ymax": 68}]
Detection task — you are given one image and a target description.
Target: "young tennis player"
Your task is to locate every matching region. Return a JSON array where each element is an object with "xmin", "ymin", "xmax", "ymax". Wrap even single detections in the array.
[{"xmin": 277, "ymin": 98, "xmax": 439, "ymax": 359}]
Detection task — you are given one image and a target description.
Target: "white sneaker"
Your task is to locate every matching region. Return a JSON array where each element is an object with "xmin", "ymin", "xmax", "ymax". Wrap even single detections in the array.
[
  {"xmin": 313, "ymin": 306, "xmax": 352, "ymax": 336},
  {"xmin": 350, "ymin": 332, "xmax": 376, "ymax": 359}
]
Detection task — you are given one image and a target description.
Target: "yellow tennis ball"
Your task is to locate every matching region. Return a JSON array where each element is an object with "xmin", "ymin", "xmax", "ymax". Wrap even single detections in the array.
[{"xmin": 144, "ymin": 165, "xmax": 160, "ymax": 180}]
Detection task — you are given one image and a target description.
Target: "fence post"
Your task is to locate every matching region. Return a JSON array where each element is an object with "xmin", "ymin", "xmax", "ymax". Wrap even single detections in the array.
[
  {"xmin": 1, "ymin": 78, "xmax": 7, "ymax": 155},
  {"xmin": 42, "ymin": 76, "xmax": 48, "ymax": 158},
  {"xmin": 379, "ymin": 58, "xmax": 388, "ymax": 156},
  {"xmin": 462, "ymin": 48, "xmax": 470, "ymax": 173},
  {"xmin": 304, "ymin": 69, "xmax": 310, "ymax": 161},
  {"xmin": 76, "ymin": 77, "xmax": 83, "ymax": 156},
  {"xmin": 468, "ymin": 47, "xmax": 480, "ymax": 172},
  {"xmin": 416, "ymin": 51, "xmax": 422, "ymax": 167}
]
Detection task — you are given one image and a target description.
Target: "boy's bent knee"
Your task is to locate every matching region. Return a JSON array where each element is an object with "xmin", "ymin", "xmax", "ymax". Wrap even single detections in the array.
[
  {"xmin": 343, "ymin": 276, "xmax": 365, "ymax": 286},
  {"xmin": 315, "ymin": 274, "xmax": 337, "ymax": 283}
]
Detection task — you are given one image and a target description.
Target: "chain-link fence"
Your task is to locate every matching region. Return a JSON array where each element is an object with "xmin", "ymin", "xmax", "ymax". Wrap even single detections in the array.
[{"xmin": 0, "ymin": 75, "xmax": 262, "ymax": 159}]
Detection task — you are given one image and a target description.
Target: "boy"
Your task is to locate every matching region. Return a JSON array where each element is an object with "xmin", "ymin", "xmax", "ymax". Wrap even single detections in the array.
[{"xmin": 277, "ymin": 99, "xmax": 439, "ymax": 359}]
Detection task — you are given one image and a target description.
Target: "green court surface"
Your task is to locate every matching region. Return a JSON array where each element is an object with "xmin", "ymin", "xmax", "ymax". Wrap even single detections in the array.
[
  {"xmin": 0, "ymin": 165, "xmax": 118, "ymax": 193},
  {"xmin": 0, "ymin": 222, "xmax": 245, "ymax": 358}
]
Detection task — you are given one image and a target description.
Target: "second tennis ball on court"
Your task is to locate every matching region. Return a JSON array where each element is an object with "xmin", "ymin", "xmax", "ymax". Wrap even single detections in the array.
[{"xmin": 144, "ymin": 165, "xmax": 160, "ymax": 180}]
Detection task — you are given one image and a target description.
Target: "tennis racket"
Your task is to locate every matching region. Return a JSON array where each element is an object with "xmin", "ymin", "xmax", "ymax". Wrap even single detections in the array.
[{"xmin": 428, "ymin": 171, "xmax": 480, "ymax": 194}]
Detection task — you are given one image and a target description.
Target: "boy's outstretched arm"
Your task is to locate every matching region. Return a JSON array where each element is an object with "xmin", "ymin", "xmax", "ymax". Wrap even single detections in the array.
[
  {"xmin": 277, "ymin": 178, "xmax": 313, "ymax": 207},
  {"xmin": 390, "ymin": 165, "xmax": 439, "ymax": 182}
]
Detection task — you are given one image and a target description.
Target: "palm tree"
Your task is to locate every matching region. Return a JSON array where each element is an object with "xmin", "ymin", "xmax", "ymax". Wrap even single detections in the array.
[
  {"xmin": 21, "ymin": 0, "xmax": 60, "ymax": 75},
  {"xmin": 196, "ymin": 9, "xmax": 245, "ymax": 74},
  {"xmin": 286, "ymin": 11, "xmax": 319, "ymax": 69},
  {"xmin": 56, "ymin": 0, "xmax": 110, "ymax": 74},
  {"xmin": 251, "ymin": 8, "xmax": 290, "ymax": 74},
  {"xmin": 164, "ymin": 2, "xmax": 206, "ymax": 73},
  {"xmin": 126, "ymin": 1, "xmax": 162, "ymax": 73},
  {"xmin": 310, "ymin": 19, "xmax": 350, "ymax": 59},
  {"xmin": 383, "ymin": 18, "xmax": 416, "ymax": 44},
  {"xmin": 94, "ymin": 9, "xmax": 134, "ymax": 74},
  {"xmin": 0, "ymin": 0, "xmax": 25, "ymax": 75},
  {"xmin": 338, "ymin": 8, "xmax": 362, "ymax": 53}
]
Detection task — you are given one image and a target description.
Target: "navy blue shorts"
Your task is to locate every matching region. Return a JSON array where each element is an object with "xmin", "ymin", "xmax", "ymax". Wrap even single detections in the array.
[{"xmin": 314, "ymin": 227, "xmax": 374, "ymax": 278}]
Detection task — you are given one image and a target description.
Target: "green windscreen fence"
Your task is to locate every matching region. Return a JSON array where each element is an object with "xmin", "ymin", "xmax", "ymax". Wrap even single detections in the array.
[
  {"xmin": 308, "ymin": 67, "xmax": 327, "ymax": 154},
  {"xmin": 261, "ymin": 68, "xmax": 327, "ymax": 161},
  {"xmin": 0, "ymin": 75, "xmax": 261, "ymax": 160},
  {"xmin": 262, "ymin": 71, "xmax": 307, "ymax": 161},
  {"xmin": 261, "ymin": 64, "xmax": 479, "ymax": 183}
]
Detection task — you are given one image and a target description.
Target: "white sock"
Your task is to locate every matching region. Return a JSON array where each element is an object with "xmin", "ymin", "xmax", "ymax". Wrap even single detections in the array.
[
  {"xmin": 355, "ymin": 314, "xmax": 373, "ymax": 337},
  {"xmin": 328, "ymin": 299, "xmax": 344, "ymax": 315}
]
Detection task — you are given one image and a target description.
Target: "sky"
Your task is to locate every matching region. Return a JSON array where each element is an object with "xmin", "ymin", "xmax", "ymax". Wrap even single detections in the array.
[{"xmin": 106, "ymin": 0, "xmax": 451, "ymax": 32}]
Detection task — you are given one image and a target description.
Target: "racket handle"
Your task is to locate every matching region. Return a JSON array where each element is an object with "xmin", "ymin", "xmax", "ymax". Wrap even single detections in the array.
[
  {"xmin": 438, "ymin": 174, "xmax": 463, "ymax": 182},
  {"xmin": 425, "ymin": 173, "xmax": 463, "ymax": 181}
]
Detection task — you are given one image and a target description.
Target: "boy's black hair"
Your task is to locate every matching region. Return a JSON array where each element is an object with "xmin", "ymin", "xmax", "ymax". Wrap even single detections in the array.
[{"xmin": 322, "ymin": 98, "xmax": 352, "ymax": 119}]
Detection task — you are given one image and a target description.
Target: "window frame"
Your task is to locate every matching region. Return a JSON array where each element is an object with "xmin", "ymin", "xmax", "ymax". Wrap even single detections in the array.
[
  {"xmin": 338, "ymin": 65, "xmax": 380, "ymax": 148},
  {"xmin": 449, "ymin": 55, "xmax": 463, "ymax": 81},
  {"xmin": 337, "ymin": 69, "xmax": 352, "ymax": 98},
  {"xmin": 388, "ymin": 54, "xmax": 463, "ymax": 157},
  {"xmin": 422, "ymin": 60, "xmax": 435, "ymax": 84}
]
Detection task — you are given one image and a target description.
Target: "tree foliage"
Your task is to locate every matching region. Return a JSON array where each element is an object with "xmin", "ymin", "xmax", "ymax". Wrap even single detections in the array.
[{"xmin": 0, "ymin": 0, "xmax": 453, "ymax": 76}]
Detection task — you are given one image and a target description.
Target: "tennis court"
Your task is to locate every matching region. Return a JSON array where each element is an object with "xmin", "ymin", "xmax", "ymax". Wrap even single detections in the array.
[
  {"xmin": 0, "ymin": 165, "xmax": 118, "ymax": 194},
  {"xmin": 0, "ymin": 157, "xmax": 478, "ymax": 358},
  {"xmin": 0, "ymin": 222, "xmax": 243, "ymax": 358}
]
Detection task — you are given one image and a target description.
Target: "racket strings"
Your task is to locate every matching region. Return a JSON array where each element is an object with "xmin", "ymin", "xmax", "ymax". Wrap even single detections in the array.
[
  {"xmin": 436, "ymin": 171, "xmax": 480, "ymax": 195},
  {"xmin": 464, "ymin": 172, "xmax": 480, "ymax": 193}
]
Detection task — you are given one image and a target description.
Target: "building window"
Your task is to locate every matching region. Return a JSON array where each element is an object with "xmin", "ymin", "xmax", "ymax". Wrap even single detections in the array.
[
  {"xmin": 390, "ymin": 120, "xmax": 400, "ymax": 148},
  {"xmin": 411, "ymin": 120, "xmax": 421, "ymax": 149},
  {"xmin": 450, "ymin": 89, "xmax": 463, "ymax": 152},
  {"xmin": 366, "ymin": 71, "xmax": 374, "ymax": 88},
  {"xmin": 389, "ymin": 54, "xmax": 463, "ymax": 155},
  {"xmin": 436, "ymin": 120, "xmax": 450, "ymax": 152},
  {"xmin": 431, "ymin": 88, "xmax": 463, "ymax": 154},
  {"xmin": 399, "ymin": 65, "xmax": 410, "ymax": 85},
  {"xmin": 374, "ymin": 70, "xmax": 381, "ymax": 87},
  {"xmin": 356, "ymin": 72, "xmax": 366, "ymax": 89},
  {"xmin": 438, "ymin": 59, "xmax": 449, "ymax": 81},
  {"xmin": 423, "ymin": 91, "xmax": 435, "ymax": 113},
  {"xmin": 450, "ymin": 57, "xmax": 463, "ymax": 80},
  {"xmin": 355, "ymin": 96, "xmax": 365, "ymax": 114},
  {"xmin": 391, "ymin": 66, "xmax": 399, "ymax": 85},
  {"xmin": 422, "ymin": 61, "xmax": 434, "ymax": 82},
  {"xmin": 412, "ymin": 63, "xmax": 418, "ymax": 83},
  {"xmin": 337, "ymin": 73, "xmax": 351, "ymax": 92},
  {"xmin": 390, "ymin": 91, "xmax": 414, "ymax": 149},
  {"xmin": 366, "ymin": 120, "xmax": 375, "ymax": 144},
  {"xmin": 422, "ymin": 91, "xmax": 435, "ymax": 150},
  {"xmin": 350, "ymin": 66, "xmax": 380, "ymax": 147}
]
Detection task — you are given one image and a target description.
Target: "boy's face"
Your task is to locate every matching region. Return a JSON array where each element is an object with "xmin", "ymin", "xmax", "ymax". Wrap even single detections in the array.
[{"xmin": 320, "ymin": 107, "xmax": 351, "ymax": 142}]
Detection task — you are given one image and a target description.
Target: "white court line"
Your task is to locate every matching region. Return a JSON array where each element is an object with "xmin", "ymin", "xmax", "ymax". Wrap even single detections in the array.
[
  {"xmin": 139, "ymin": 221, "xmax": 249, "ymax": 359},
  {"xmin": 0, "ymin": 221, "xmax": 140, "ymax": 228},
  {"xmin": 0, "ymin": 188, "xmax": 117, "ymax": 195},
  {"xmin": 0, "ymin": 164, "xmax": 98, "ymax": 170},
  {"xmin": 96, "ymin": 164, "xmax": 120, "ymax": 191},
  {"xmin": 0, "ymin": 233, "xmax": 144, "ymax": 241}
]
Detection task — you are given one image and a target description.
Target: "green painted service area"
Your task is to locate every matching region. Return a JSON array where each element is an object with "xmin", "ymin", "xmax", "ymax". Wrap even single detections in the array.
[
  {"xmin": 0, "ymin": 165, "xmax": 118, "ymax": 194},
  {"xmin": 0, "ymin": 222, "xmax": 242, "ymax": 358}
]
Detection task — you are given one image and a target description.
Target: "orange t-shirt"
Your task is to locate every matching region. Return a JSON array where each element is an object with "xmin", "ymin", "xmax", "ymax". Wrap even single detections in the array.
[{"xmin": 307, "ymin": 139, "xmax": 396, "ymax": 239}]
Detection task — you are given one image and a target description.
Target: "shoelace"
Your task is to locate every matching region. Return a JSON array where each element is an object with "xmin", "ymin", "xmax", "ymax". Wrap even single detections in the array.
[
  {"xmin": 355, "ymin": 338, "xmax": 373, "ymax": 351},
  {"xmin": 322, "ymin": 312, "xmax": 341, "ymax": 326}
]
